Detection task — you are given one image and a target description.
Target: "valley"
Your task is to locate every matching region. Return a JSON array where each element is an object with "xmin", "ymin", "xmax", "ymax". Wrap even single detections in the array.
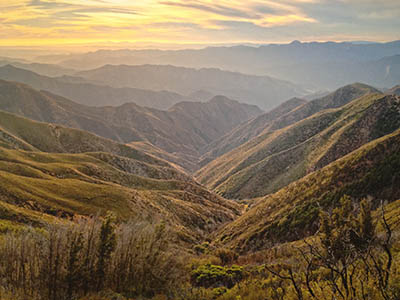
[{"xmin": 0, "ymin": 38, "xmax": 400, "ymax": 300}]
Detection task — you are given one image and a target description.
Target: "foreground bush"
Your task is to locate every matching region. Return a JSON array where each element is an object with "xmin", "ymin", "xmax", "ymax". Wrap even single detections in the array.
[{"xmin": 0, "ymin": 215, "xmax": 181, "ymax": 300}]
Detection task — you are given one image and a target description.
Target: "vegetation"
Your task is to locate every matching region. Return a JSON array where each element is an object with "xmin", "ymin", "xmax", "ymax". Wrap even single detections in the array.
[
  {"xmin": 214, "ymin": 127, "xmax": 400, "ymax": 252},
  {"xmin": 0, "ymin": 80, "xmax": 399, "ymax": 299},
  {"xmin": 0, "ymin": 215, "xmax": 181, "ymax": 300}
]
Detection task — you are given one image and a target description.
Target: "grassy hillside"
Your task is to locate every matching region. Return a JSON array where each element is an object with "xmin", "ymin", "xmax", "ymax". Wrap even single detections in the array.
[
  {"xmin": 199, "ymin": 83, "xmax": 380, "ymax": 165},
  {"xmin": 197, "ymin": 85, "xmax": 390, "ymax": 199},
  {"xmin": 0, "ymin": 79, "xmax": 261, "ymax": 171},
  {"xmin": 214, "ymin": 128, "xmax": 400, "ymax": 253},
  {"xmin": 0, "ymin": 110, "xmax": 241, "ymax": 243},
  {"xmin": 200, "ymin": 97, "xmax": 307, "ymax": 166}
]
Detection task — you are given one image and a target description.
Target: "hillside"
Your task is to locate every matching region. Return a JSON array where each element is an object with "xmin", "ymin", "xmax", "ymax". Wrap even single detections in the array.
[
  {"xmin": 77, "ymin": 64, "xmax": 306, "ymax": 110},
  {"xmin": 0, "ymin": 80, "xmax": 261, "ymax": 171},
  {"xmin": 214, "ymin": 127, "xmax": 400, "ymax": 253},
  {"xmin": 0, "ymin": 110, "xmax": 241, "ymax": 244},
  {"xmin": 0, "ymin": 65, "xmax": 188, "ymax": 109},
  {"xmin": 196, "ymin": 83, "xmax": 382, "ymax": 195},
  {"xmin": 199, "ymin": 97, "xmax": 308, "ymax": 165}
]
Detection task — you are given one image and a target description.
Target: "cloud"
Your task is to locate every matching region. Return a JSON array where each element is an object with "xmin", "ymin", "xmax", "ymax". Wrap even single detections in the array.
[
  {"xmin": 160, "ymin": 1, "xmax": 261, "ymax": 19},
  {"xmin": 0, "ymin": 0, "xmax": 398, "ymax": 47}
]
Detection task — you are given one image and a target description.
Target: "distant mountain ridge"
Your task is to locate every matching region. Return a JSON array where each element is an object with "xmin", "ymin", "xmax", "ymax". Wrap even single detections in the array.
[
  {"xmin": 0, "ymin": 65, "xmax": 189, "ymax": 110},
  {"xmin": 76, "ymin": 64, "xmax": 306, "ymax": 110},
  {"xmin": 34, "ymin": 40, "xmax": 400, "ymax": 90}
]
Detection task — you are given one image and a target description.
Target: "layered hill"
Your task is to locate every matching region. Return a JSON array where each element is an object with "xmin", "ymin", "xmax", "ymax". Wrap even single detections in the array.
[
  {"xmin": 215, "ymin": 127, "xmax": 400, "ymax": 253},
  {"xmin": 0, "ymin": 65, "xmax": 188, "ymax": 109},
  {"xmin": 0, "ymin": 60, "xmax": 75, "ymax": 77},
  {"xmin": 38, "ymin": 41, "xmax": 400, "ymax": 90},
  {"xmin": 0, "ymin": 80, "xmax": 261, "ymax": 171},
  {"xmin": 197, "ymin": 84, "xmax": 383, "ymax": 196},
  {"xmin": 0, "ymin": 110, "xmax": 241, "ymax": 243},
  {"xmin": 76, "ymin": 64, "xmax": 306, "ymax": 110}
]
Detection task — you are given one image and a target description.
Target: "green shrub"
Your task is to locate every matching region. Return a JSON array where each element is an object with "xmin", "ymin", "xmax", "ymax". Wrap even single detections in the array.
[{"xmin": 191, "ymin": 264, "xmax": 245, "ymax": 288}]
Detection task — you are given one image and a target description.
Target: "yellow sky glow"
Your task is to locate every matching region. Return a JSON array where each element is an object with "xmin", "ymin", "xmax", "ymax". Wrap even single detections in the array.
[
  {"xmin": 0, "ymin": 0, "xmax": 318, "ymax": 47},
  {"xmin": 1, "ymin": 0, "xmax": 399, "ymax": 49}
]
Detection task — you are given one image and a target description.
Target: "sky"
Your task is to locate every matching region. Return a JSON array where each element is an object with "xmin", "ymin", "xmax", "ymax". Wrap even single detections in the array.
[{"xmin": 1, "ymin": 0, "xmax": 400, "ymax": 50}]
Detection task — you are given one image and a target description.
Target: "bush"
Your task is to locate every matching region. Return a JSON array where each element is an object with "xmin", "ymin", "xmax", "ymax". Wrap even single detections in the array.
[{"xmin": 191, "ymin": 264, "xmax": 245, "ymax": 288}]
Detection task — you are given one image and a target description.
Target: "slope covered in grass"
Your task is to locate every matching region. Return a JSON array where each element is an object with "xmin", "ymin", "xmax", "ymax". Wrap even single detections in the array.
[
  {"xmin": 0, "ymin": 110, "xmax": 240, "ymax": 243},
  {"xmin": 197, "ymin": 86, "xmax": 396, "ymax": 199},
  {"xmin": 215, "ymin": 128, "xmax": 400, "ymax": 252}
]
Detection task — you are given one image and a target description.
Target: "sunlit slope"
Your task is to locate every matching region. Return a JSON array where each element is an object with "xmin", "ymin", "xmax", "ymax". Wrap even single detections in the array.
[
  {"xmin": 214, "ymin": 128, "xmax": 400, "ymax": 253},
  {"xmin": 197, "ymin": 86, "xmax": 396, "ymax": 199},
  {"xmin": 0, "ymin": 110, "xmax": 240, "ymax": 243}
]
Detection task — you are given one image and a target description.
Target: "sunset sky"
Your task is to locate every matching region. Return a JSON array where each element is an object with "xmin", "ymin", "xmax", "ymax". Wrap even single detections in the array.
[{"xmin": 1, "ymin": 0, "xmax": 400, "ymax": 49}]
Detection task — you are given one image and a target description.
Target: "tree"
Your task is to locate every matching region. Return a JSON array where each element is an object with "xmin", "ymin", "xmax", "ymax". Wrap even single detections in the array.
[
  {"xmin": 265, "ymin": 196, "xmax": 395, "ymax": 300},
  {"xmin": 96, "ymin": 212, "xmax": 117, "ymax": 291}
]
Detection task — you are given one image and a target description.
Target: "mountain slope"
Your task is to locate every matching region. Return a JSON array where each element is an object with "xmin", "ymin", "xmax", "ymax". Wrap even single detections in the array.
[
  {"xmin": 77, "ymin": 64, "xmax": 306, "ymax": 110},
  {"xmin": 0, "ymin": 110, "xmax": 240, "ymax": 243},
  {"xmin": 215, "ymin": 128, "xmax": 400, "ymax": 253},
  {"xmin": 199, "ymin": 97, "xmax": 308, "ymax": 165},
  {"xmin": 196, "ymin": 84, "xmax": 382, "ymax": 195},
  {"xmin": 0, "ymin": 65, "xmax": 188, "ymax": 109},
  {"xmin": 0, "ymin": 80, "xmax": 261, "ymax": 171}
]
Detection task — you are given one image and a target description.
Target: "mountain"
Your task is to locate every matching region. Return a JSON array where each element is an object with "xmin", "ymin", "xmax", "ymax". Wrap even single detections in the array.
[
  {"xmin": 0, "ymin": 60, "xmax": 75, "ymax": 77},
  {"xmin": 35, "ymin": 41, "xmax": 400, "ymax": 90},
  {"xmin": 46, "ymin": 41, "xmax": 400, "ymax": 71},
  {"xmin": 199, "ymin": 97, "xmax": 308, "ymax": 166},
  {"xmin": 0, "ymin": 80, "xmax": 261, "ymax": 171},
  {"xmin": 198, "ymin": 83, "xmax": 380, "ymax": 171},
  {"xmin": 76, "ymin": 64, "xmax": 307, "ymax": 110},
  {"xmin": 388, "ymin": 84, "xmax": 400, "ymax": 95},
  {"xmin": 196, "ymin": 85, "xmax": 390, "ymax": 199},
  {"xmin": 0, "ymin": 65, "xmax": 189, "ymax": 110},
  {"xmin": 214, "ymin": 127, "xmax": 400, "ymax": 253},
  {"xmin": 0, "ymin": 109, "xmax": 240, "ymax": 243},
  {"xmin": 267, "ymin": 54, "xmax": 400, "ymax": 89}
]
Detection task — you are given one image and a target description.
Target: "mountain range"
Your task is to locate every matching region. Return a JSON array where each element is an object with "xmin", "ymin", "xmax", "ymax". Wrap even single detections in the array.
[
  {"xmin": 0, "ymin": 79, "xmax": 262, "ymax": 171},
  {"xmin": 196, "ymin": 83, "xmax": 384, "ymax": 197},
  {"xmin": 34, "ymin": 40, "xmax": 400, "ymax": 90},
  {"xmin": 0, "ymin": 65, "xmax": 189, "ymax": 110},
  {"xmin": 0, "ymin": 58, "xmax": 400, "ymax": 256},
  {"xmin": 76, "ymin": 64, "xmax": 306, "ymax": 110}
]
